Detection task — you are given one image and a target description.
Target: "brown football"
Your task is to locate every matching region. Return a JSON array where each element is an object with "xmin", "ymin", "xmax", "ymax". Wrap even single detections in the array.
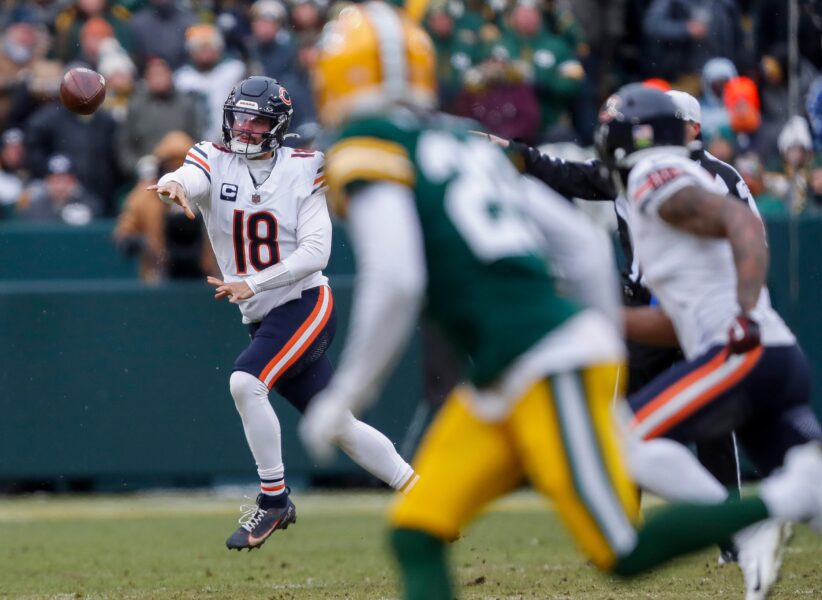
[{"xmin": 59, "ymin": 67, "xmax": 106, "ymax": 115}]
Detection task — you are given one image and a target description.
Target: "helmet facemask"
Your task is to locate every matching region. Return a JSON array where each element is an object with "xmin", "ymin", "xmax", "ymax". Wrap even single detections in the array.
[
  {"xmin": 221, "ymin": 76, "xmax": 294, "ymax": 157},
  {"xmin": 223, "ymin": 109, "xmax": 290, "ymax": 157}
]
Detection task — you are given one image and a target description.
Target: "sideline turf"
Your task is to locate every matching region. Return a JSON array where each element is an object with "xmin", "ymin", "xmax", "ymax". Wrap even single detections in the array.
[{"xmin": 0, "ymin": 490, "xmax": 819, "ymax": 599}]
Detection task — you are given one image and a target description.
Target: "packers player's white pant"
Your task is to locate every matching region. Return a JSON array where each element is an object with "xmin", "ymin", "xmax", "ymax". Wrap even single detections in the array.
[{"xmin": 390, "ymin": 363, "xmax": 640, "ymax": 569}]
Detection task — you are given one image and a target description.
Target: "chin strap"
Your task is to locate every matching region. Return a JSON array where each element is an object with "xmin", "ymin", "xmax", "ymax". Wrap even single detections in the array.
[{"xmin": 229, "ymin": 137, "xmax": 269, "ymax": 156}]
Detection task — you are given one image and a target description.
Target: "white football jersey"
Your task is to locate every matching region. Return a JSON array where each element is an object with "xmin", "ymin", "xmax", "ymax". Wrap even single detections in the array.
[
  {"xmin": 626, "ymin": 152, "xmax": 794, "ymax": 359},
  {"xmin": 159, "ymin": 142, "xmax": 328, "ymax": 323}
]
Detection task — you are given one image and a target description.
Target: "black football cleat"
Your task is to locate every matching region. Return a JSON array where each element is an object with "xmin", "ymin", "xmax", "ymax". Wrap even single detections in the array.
[
  {"xmin": 718, "ymin": 546, "xmax": 739, "ymax": 565},
  {"xmin": 225, "ymin": 493, "xmax": 297, "ymax": 551}
]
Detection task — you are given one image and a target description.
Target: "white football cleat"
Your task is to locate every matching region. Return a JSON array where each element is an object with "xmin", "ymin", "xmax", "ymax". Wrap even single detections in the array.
[
  {"xmin": 760, "ymin": 441, "xmax": 822, "ymax": 530},
  {"xmin": 734, "ymin": 519, "xmax": 792, "ymax": 600}
]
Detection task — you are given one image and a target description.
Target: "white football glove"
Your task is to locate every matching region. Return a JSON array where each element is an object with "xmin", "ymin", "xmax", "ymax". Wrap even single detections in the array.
[{"xmin": 299, "ymin": 391, "xmax": 351, "ymax": 464}]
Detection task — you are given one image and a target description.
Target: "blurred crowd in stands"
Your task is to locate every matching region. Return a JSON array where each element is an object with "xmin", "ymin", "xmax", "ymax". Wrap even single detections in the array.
[{"xmin": 0, "ymin": 0, "xmax": 821, "ymax": 280}]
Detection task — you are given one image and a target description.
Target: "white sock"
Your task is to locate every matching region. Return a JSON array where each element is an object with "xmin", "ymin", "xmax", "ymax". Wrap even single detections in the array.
[
  {"xmin": 627, "ymin": 437, "xmax": 729, "ymax": 503},
  {"xmin": 230, "ymin": 371, "xmax": 285, "ymax": 479},
  {"xmin": 258, "ymin": 470, "xmax": 286, "ymax": 498},
  {"xmin": 335, "ymin": 412, "xmax": 416, "ymax": 491},
  {"xmin": 760, "ymin": 441, "xmax": 822, "ymax": 523}
]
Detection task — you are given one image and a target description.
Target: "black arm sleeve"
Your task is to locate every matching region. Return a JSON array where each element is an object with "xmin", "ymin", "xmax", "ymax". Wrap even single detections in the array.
[{"xmin": 511, "ymin": 141, "xmax": 617, "ymax": 201}]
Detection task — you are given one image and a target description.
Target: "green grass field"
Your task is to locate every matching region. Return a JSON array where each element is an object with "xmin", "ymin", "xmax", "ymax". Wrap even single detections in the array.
[{"xmin": 0, "ymin": 490, "xmax": 819, "ymax": 599}]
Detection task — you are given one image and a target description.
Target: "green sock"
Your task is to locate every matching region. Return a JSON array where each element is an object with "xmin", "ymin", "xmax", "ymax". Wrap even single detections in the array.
[
  {"xmin": 389, "ymin": 528, "xmax": 452, "ymax": 600},
  {"xmin": 613, "ymin": 497, "xmax": 769, "ymax": 576}
]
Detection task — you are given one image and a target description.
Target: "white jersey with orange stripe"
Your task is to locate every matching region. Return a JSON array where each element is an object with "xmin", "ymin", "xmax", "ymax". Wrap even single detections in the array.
[
  {"xmin": 158, "ymin": 141, "xmax": 329, "ymax": 324},
  {"xmin": 626, "ymin": 152, "xmax": 795, "ymax": 360}
]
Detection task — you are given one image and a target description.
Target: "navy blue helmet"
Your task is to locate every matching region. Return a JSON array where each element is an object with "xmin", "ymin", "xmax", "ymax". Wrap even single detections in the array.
[
  {"xmin": 595, "ymin": 83, "xmax": 687, "ymax": 185},
  {"xmin": 222, "ymin": 76, "xmax": 294, "ymax": 156}
]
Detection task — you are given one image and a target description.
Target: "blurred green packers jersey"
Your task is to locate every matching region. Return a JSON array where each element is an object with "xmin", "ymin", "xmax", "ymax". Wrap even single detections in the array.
[{"xmin": 325, "ymin": 109, "xmax": 579, "ymax": 387}]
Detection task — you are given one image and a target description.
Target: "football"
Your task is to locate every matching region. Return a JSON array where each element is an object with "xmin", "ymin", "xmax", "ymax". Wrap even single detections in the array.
[{"xmin": 59, "ymin": 67, "xmax": 106, "ymax": 115}]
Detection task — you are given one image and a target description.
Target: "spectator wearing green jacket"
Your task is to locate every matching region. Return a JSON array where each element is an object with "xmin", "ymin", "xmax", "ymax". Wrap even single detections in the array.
[
  {"xmin": 424, "ymin": 3, "xmax": 480, "ymax": 113},
  {"xmin": 500, "ymin": 0, "xmax": 584, "ymax": 141}
]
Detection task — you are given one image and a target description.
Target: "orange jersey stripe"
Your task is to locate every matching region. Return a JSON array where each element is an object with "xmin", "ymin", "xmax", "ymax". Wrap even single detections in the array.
[{"xmin": 186, "ymin": 151, "xmax": 210, "ymax": 172}]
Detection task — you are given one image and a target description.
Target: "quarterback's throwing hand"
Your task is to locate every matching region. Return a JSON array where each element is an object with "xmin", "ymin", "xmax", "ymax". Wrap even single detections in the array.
[
  {"xmin": 147, "ymin": 181, "xmax": 196, "ymax": 220},
  {"xmin": 299, "ymin": 392, "xmax": 350, "ymax": 464},
  {"xmin": 207, "ymin": 276, "xmax": 255, "ymax": 303}
]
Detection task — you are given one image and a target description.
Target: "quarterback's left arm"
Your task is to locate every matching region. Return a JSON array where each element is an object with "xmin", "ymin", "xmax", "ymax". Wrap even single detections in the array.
[
  {"xmin": 210, "ymin": 158, "xmax": 332, "ymax": 300},
  {"xmin": 299, "ymin": 181, "xmax": 427, "ymax": 462},
  {"xmin": 242, "ymin": 189, "xmax": 332, "ymax": 295}
]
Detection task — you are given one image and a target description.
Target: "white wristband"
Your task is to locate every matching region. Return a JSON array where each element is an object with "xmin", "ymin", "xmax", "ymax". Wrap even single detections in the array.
[
  {"xmin": 246, "ymin": 262, "xmax": 293, "ymax": 293},
  {"xmin": 246, "ymin": 278, "xmax": 260, "ymax": 295}
]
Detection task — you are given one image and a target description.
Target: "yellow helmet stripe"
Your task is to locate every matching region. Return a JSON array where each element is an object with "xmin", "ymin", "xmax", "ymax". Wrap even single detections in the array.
[{"xmin": 365, "ymin": 2, "xmax": 408, "ymax": 101}]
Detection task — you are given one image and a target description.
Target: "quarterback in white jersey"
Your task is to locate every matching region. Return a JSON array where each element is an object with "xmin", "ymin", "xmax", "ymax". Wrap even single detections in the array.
[
  {"xmin": 597, "ymin": 84, "xmax": 822, "ymax": 600},
  {"xmin": 161, "ymin": 138, "xmax": 329, "ymax": 324},
  {"xmin": 150, "ymin": 76, "xmax": 416, "ymax": 552}
]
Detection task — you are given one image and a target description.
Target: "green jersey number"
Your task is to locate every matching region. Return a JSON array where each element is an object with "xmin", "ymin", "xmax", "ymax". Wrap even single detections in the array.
[{"xmin": 417, "ymin": 131, "xmax": 540, "ymax": 262}]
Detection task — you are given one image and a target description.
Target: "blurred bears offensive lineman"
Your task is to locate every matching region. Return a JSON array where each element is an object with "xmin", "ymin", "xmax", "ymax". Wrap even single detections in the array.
[
  {"xmin": 596, "ymin": 84, "xmax": 822, "ymax": 599},
  {"xmin": 298, "ymin": 4, "xmax": 822, "ymax": 599},
  {"xmin": 149, "ymin": 76, "xmax": 416, "ymax": 551}
]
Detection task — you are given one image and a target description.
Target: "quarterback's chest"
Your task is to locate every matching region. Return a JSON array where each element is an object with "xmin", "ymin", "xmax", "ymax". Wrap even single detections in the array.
[
  {"xmin": 210, "ymin": 180, "xmax": 302, "ymax": 275},
  {"xmin": 211, "ymin": 167, "xmax": 303, "ymax": 231}
]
